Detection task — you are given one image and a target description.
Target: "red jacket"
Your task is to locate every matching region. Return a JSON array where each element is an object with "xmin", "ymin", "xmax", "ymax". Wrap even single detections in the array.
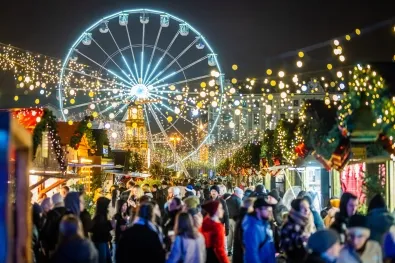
[{"xmin": 201, "ymin": 216, "xmax": 229, "ymax": 263}]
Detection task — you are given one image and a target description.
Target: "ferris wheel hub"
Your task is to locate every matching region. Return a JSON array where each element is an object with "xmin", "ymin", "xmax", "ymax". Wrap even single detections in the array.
[{"xmin": 131, "ymin": 83, "xmax": 150, "ymax": 99}]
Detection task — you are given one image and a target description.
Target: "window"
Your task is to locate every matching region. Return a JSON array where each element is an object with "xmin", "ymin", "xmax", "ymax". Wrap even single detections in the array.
[{"xmin": 293, "ymin": 100, "xmax": 299, "ymax": 106}]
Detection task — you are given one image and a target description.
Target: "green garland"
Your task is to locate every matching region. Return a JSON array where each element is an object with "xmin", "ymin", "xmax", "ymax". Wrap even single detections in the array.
[
  {"xmin": 69, "ymin": 115, "xmax": 96, "ymax": 152},
  {"xmin": 32, "ymin": 109, "xmax": 67, "ymax": 172}
]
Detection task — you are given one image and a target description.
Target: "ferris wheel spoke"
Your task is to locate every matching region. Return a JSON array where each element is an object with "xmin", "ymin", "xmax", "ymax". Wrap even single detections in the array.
[
  {"xmin": 148, "ymin": 93, "xmax": 198, "ymax": 110},
  {"xmin": 144, "ymin": 31, "xmax": 180, "ymax": 85},
  {"xmin": 107, "ymin": 25, "xmax": 139, "ymax": 84},
  {"xmin": 150, "ymin": 74, "xmax": 211, "ymax": 90},
  {"xmin": 147, "ymin": 104, "xmax": 190, "ymax": 175},
  {"xmin": 64, "ymin": 68, "xmax": 127, "ymax": 89},
  {"xmin": 143, "ymin": 26, "xmax": 163, "ymax": 83},
  {"xmin": 91, "ymin": 38, "xmax": 137, "ymax": 85},
  {"xmin": 114, "ymin": 103, "xmax": 130, "ymax": 118},
  {"xmin": 140, "ymin": 23, "xmax": 146, "ymax": 84},
  {"xmin": 152, "ymin": 103, "xmax": 198, "ymax": 151},
  {"xmin": 74, "ymin": 50, "xmax": 133, "ymax": 87},
  {"xmin": 148, "ymin": 38, "xmax": 199, "ymax": 85},
  {"xmin": 64, "ymin": 94, "xmax": 123, "ymax": 110},
  {"xmin": 125, "ymin": 25, "xmax": 140, "ymax": 80},
  {"xmin": 143, "ymin": 104, "xmax": 156, "ymax": 151},
  {"xmin": 149, "ymin": 55, "xmax": 208, "ymax": 86}
]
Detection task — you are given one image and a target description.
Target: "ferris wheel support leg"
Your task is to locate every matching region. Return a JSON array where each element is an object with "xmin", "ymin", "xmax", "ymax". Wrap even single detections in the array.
[{"xmin": 147, "ymin": 104, "xmax": 190, "ymax": 177}]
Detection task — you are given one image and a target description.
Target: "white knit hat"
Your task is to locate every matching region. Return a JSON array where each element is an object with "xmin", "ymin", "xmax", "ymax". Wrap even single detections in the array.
[
  {"xmin": 172, "ymin": 187, "xmax": 181, "ymax": 197},
  {"xmin": 52, "ymin": 193, "xmax": 64, "ymax": 207},
  {"xmin": 234, "ymin": 187, "xmax": 244, "ymax": 197}
]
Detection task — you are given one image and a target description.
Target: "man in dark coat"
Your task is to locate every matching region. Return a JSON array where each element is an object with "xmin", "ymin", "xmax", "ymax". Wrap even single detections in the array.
[
  {"xmin": 226, "ymin": 187, "xmax": 243, "ymax": 256},
  {"xmin": 41, "ymin": 193, "xmax": 67, "ymax": 254},
  {"xmin": 209, "ymin": 185, "xmax": 230, "ymax": 236},
  {"xmin": 119, "ymin": 180, "xmax": 135, "ymax": 201},
  {"xmin": 268, "ymin": 189, "xmax": 288, "ymax": 227}
]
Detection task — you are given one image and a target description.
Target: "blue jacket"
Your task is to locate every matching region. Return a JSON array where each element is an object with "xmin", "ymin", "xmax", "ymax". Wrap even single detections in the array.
[
  {"xmin": 311, "ymin": 209, "xmax": 325, "ymax": 230},
  {"xmin": 242, "ymin": 214, "xmax": 276, "ymax": 263}
]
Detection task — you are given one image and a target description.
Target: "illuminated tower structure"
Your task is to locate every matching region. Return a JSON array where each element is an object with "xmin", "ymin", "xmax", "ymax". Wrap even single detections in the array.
[{"xmin": 125, "ymin": 104, "xmax": 149, "ymax": 163}]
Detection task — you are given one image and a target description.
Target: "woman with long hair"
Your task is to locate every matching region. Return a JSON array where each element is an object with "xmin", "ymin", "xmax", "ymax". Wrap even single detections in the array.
[
  {"xmin": 280, "ymin": 198, "xmax": 315, "ymax": 263},
  {"xmin": 50, "ymin": 214, "xmax": 98, "ymax": 263},
  {"xmin": 112, "ymin": 199, "xmax": 129, "ymax": 262},
  {"xmin": 90, "ymin": 197, "xmax": 113, "ymax": 263},
  {"xmin": 201, "ymin": 200, "xmax": 229, "ymax": 263},
  {"xmin": 166, "ymin": 212, "xmax": 206, "ymax": 263},
  {"xmin": 116, "ymin": 202, "xmax": 166, "ymax": 263}
]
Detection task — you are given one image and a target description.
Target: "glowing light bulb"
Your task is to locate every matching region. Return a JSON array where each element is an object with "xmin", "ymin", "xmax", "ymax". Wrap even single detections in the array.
[
  {"xmin": 337, "ymin": 71, "xmax": 343, "ymax": 78},
  {"xmin": 109, "ymin": 113, "xmax": 115, "ymax": 119},
  {"xmin": 235, "ymin": 109, "xmax": 241, "ymax": 115},
  {"xmin": 229, "ymin": 121, "xmax": 235, "ymax": 128},
  {"xmin": 296, "ymin": 61, "xmax": 303, "ymax": 68},
  {"xmin": 278, "ymin": 71, "xmax": 285, "ymax": 78}
]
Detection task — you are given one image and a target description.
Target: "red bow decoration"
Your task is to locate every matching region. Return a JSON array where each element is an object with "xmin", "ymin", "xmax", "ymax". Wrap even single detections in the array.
[{"xmin": 294, "ymin": 142, "xmax": 308, "ymax": 158}]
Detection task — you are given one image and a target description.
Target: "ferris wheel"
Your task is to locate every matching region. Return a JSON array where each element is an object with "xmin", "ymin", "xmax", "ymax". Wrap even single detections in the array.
[{"xmin": 58, "ymin": 9, "xmax": 224, "ymax": 170}]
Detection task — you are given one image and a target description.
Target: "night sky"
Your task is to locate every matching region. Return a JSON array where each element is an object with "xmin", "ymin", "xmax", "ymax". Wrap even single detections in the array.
[{"xmin": 0, "ymin": 0, "xmax": 394, "ymax": 105}]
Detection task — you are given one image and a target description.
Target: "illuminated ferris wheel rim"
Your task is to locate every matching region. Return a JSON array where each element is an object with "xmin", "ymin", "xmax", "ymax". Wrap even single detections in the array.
[{"xmin": 58, "ymin": 8, "xmax": 225, "ymax": 164}]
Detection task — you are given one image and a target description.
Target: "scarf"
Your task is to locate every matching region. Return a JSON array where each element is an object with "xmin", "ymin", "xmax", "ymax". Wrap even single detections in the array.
[{"xmin": 289, "ymin": 209, "xmax": 316, "ymax": 235}]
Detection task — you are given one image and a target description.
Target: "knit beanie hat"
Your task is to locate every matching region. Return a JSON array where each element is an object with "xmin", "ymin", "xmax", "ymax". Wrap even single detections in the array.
[
  {"xmin": 184, "ymin": 196, "xmax": 200, "ymax": 209},
  {"xmin": 268, "ymin": 189, "xmax": 280, "ymax": 201},
  {"xmin": 202, "ymin": 200, "xmax": 220, "ymax": 216},
  {"xmin": 308, "ymin": 229, "xmax": 339, "ymax": 254},
  {"xmin": 254, "ymin": 184, "xmax": 265, "ymax": 194},
  {"xmin": 210, "ymin": 185, "xmax": 220, "ymax": 194},
  {"xmin": 52, "ymin": 193, "xmax": 64, "ymax": 207},
  {"xmin": 368, "ymin": 194, "xmax": 386, "ymax": 212}
]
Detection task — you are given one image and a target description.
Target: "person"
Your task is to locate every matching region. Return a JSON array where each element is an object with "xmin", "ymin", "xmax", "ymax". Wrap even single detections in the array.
[
  {"xmin": 366, "ymin": 193, "xmax": 394, "ymax": 244},
  {"xmin": 323, "ymin": 198, "xmax": 340, "ymax": 228},
  {"xmin": 201, "ymin": 200, "xmax": 229, "ymax": 263},
  {"xmin": 302, "ymin": 192, "xmax": 325, "ymax": 230},
  {"xmin": 90, "ymin": 197, "xmax": 113, "ymax": 263},
  {"xmin": 203, "ymin": 181, "xmax": 211, "ymax": 201},
  {"xmin": 119, "ymin": 180, "xmax": 135, "ymax": 201},
  {"xmin": 49, "ymin": 214, "xmax": 98, "ymax": 263},
  {"xmin": 268, "ymin": 189, "xmax": 288, "ymax": 227},
  {"xmin": 242, "ymin": 197, "xmax": 276, "ymax": 263},
  {"xmin": 226, "ymin": 187, "xmax": 243, "ymax": 257},
  {"xmin": 65, "ymin": 192, "xmax": 92, "ymax": 237},
  {"xmin": 383, "ymin": 225, "xmax": 395, "ymax": 262},
  {"xmin": 320, "ymin": 197, "xmax": 339, "ymax": 219},
  {"xmin": 184, "ymin": 196, "xmax": 203, "ymax": 229},
  {"xmin": 251, "ymin": 184, "xmax": 267, "ymax": 198},
  {"xmin": 164, "ymin": 197, "xmax": 183, "ymax": 250},
  {"xmin": 233, "ymin": 198, "xmax": 254, "ymax": 263},
  {"xmin": 280, "ymin": 198, "xmax": 315, "ymax": 263},
  {"xmin": 337, "ymin": 214, "xmax": 382, "ymax": 263},
  {"xmin": 116, "ymin": 202, "xmax": 166, "ymax": 263},
  {"xmin": 305, "ymin": 229, "xmax": 341, "ymax": 263},
  {"xmin": 152, "ymin": 184, "xmax": 159, "ymax": 201},
  {"xmin": 166, "ymin": 212, "xmax": 206, "ymax": 263},
  {"xmin": 185, "ymin": 184, "xmax": 196, "ymax": 198},
  {"xmin": 41, "ymin": 193, "xmax": 67, "ymax": 255},
  {"xmin": 330, "ymin": 192, "xmax": 358, "ymax": 244},
  {"xmin": 143, "ymin": 184, "xmax": 151, "ymax": 195},
  {"xmin": 60, "ymin": 185, "xmax": 70, "ymax": 198},
  {"xmin": 108, "ymin": 185, "xmax": 118, "ymax": 219},
  {"xmin": 209, "ymin": 185, "xmax": 230, "ymax": 237}
]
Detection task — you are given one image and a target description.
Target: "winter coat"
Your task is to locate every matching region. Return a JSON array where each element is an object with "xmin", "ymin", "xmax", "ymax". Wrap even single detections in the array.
[
  {"xmin": 166, "ymin": 234, "xmax": 206, "ymax": 263},
  {"xmin": 41, "ymin": 206, "xmax": 67, "ymax": 251},
  {"xmin": 50, "ymin": 238, "xmax": 99, "ymax": 263},
  {"xmin": 304, "ymin": 253, "xmax": 336, "ymax": 263},
  {"xmin": 212, "ymin": 197, "xmax": 230, "ymax": 235},
  {"xmin": 280, "ymin": 211, "xmax": 312, "ymax": 263},
  {"xmin": 311, "ymin": 209, "xmax": 325, "ymax": 230},
  {"xmin": 201, "ymin": 216, "xmax": 229, "ymax": 263},
  {"xmin": 116, "ymin": 221, "xmax": 166, "ymax": 263},
  {"xmin": 273, "ymin": 199, "xmax": 288, "ymax": 227},
  {"xmin": 226, "ymin": 194, "xmax": 242, "ymax": 220},
  {"xmin": 232, "ymin": 208, "xmax": 248, "ymax": 263},
  {"xmin": 65, "ymin": 192, "xmax": 81, "ymax": 216},
  {"xmin": 337, "ymin": 241, "xmax": 382, "ymax": 263},
  {"xmin": 367, "ymin": 207, "xmax": 394, "ymax": 244},
  {"xmin": 242, "ymin": 214, "xmax": 276, "ymax": 263},
  {"xmin": 80, "ymin": 210, "xmax": 93, "ymax": 238}
]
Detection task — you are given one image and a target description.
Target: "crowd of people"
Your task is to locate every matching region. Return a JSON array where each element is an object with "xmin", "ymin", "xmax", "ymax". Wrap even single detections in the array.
[{"xmin": 31, "ymin": 180, "xmax": 395, "ymax": 263}]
